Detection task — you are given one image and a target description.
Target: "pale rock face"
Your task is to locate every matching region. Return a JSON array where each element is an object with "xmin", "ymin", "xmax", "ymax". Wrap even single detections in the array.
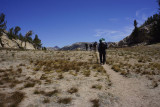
[
  {"xmin": 1, "ymin": 34, "xmax": 19, "ymax": 48},
  {"xmin": 0, "ymin": 33, "xmax": 35, "ymax": 50},
  {"xmin": 13, "ymin": 39, "xmax": 23, "ymax": 47},
  {"xmin": 22, "ymin": 42, "xmax": 35, "ymax": 49}
]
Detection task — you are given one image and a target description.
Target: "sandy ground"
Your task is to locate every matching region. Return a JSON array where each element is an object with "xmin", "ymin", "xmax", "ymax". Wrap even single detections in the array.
[
  {"xmin": 0, "ymin": 46, "xmax": 160, "ymax": 107},
  {"xmin": 103, "ymin": 64, "xmax": 160, "ymax": 107},
  {"xmin": 0, "ymin": 50, "xmax": 113, "ymax": 107}
]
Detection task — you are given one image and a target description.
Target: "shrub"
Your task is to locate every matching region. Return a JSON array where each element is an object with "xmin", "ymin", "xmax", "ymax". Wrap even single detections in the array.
[
  {"xmin": 24, "ymin": 82, "xmax": 35, "ymax": 88},
  {"xmin": 67, "ymin": 87, "xmax": 78, "ymax": 94},
  {"xmin": 90, "ymin": 99, "xmax": 99, "ymax": 107},
  {"xmin": 111, "ymin": 65, "xmax": 121, "ymax": 72},
  {"xmin": 92, "ymin": 84, "xmax": 102, "ymax": 90},
  {"xmin": 43, "ymin": 98, "xmax": 50, "ymax": 103},
  {"xmin": 44, "ymin": 90, "xmax": 59, "ymax": 97},
  {"xmin": 58, "ymin": 97, "xmax": 72, "ymax": 104},
  {"xmin": 83, "ymin": 70, "xmax": 90, "ymax": 77}
]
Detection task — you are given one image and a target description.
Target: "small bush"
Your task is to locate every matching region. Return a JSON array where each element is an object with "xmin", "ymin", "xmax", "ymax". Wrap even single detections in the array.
[
  {"xmin": 0, "ymin": 91, "xmax": 25, "ymax": 107},
  {"xmin": 34, "ymin": 90, "xmax": 45, "ymax": 94},
  {"xmin": 44, "ymin": 90, "xmax": 59, "ymax": 97},
  {"xmin": 57, "ymin": 74, "xmax": 64, "ymax": 79},
  {"xmin": 90, "ymin": 99, "xmax": 99, "ymax": 107},
  {"xmin": 43, "ymin": 98, "xmax": 50, "ymax": 103},
  {"xmin": 58, "ymin": 97, "xmax": 72, "ymax": 104},
  {"xmin": 83, "ymin": 70, "xmax": 90, "ymax": 77},
  {"xmin": 92, "ymin": 84, "xmax": 102, "ymax": 90},
  {"xmin": 112, "ymin": 65, "xmax": 121, "ymax": 72},
  {"xmin": 24, "ymin": 82, "xmax": 35, "ymax": 88},
  {"xmin": 67, "ymin": 87, "xmax": 78, "ymax": 94}
]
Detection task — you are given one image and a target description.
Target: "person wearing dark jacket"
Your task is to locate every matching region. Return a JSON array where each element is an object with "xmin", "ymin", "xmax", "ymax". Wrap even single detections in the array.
[
  {"xmin": 89, "ymin": 44, "xmax": 92, "ymax": 50},
  {"xmin": 85, "ymin": 43, "xmax": 88, "ymax": 51},
  {"xmin": 93, "ymin": 42, "xmax": 97, "ymax": 52},
  {"xmin": 98, "ymin": 38, "xmax": 107, "ymax": 64}
]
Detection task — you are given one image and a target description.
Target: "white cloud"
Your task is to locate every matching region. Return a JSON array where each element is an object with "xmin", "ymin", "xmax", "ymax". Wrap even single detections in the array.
[{"xmin": 94, "ymin": 27, "xmax": 133, "ymax": 42}]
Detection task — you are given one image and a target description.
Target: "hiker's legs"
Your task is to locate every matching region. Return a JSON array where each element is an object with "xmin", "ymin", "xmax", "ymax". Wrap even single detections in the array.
[
  {"xmin": 102, "ymin": 52, "xmax": 106, "ymax": 64},
  {"xmin": 99, "ymin": 52, "xmax": 102, "ymax": 64}
]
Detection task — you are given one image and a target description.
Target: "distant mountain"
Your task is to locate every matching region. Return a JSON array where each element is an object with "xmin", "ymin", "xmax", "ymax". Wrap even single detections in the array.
[
  {"xmin": 47, "ymin": 46, "xmax": 60, "ymax": 50},
  {"xmin": 59, "ymin": 14, "xmax": 160, "ymax": 50},
  {"xmin": 61, "ymin": 42, "xmax": 93, "ymax": 50}
]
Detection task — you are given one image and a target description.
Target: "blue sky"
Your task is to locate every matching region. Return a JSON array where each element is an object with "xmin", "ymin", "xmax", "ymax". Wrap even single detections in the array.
[{"xmin": 0, "ymin": 0, "xmax": 158, "ymax": 47}]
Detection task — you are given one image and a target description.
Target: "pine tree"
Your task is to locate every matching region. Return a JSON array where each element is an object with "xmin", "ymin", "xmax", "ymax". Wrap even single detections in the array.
[
  {"xmin": 19, "ymin": 33, "xmax": 24, "ymax": 47},
  {"xmin": 33, "ymin": 34, "xmax": 42, "ymax": 49},
  {"xmin": 25, "ymin": 30, "xmax": 32, "ymax": 49},
  {"xmin": 14, "ymin": 26, "xmax": 21, "ymax": 39},
  {"xmin": 149, "ymin": 0, "xmax": 160, "ymax": 43},
  {"xmin": 130, "ymin": 20, "xmax": 139, "ymax": 45},
  {"xmin": 0, "ymin": 13, "xmax": 7, "ymax": 47},
  {"xmin": 7, "ymin": 28, "xmax": 14, "ymax": 39}
]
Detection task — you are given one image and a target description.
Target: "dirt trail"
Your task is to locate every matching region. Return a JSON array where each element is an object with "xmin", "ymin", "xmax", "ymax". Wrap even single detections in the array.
[{"xmin": 97, "ymin": 53, "xmax": 160, "ymax": 107}]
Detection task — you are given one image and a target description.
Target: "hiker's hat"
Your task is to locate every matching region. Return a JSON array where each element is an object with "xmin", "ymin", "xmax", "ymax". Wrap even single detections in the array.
[{"xmin": 99, "ymin": 38, "xmax": 105, "ymax": 42}]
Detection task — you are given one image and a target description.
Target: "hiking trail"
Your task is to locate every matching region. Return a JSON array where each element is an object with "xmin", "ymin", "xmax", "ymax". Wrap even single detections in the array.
[{"xmin": 97, "ymin": 52, "xmax": 160, "ymax": 107}]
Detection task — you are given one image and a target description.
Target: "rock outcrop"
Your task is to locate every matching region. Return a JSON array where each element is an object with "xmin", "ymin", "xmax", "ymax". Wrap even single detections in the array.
[
  {"xmin": 0, "ymin": 33, "xmax": 35, "ymax": 50},
  {"xmin": 114, "ymin": 22, "xmax": 155, "ymax": 48}
]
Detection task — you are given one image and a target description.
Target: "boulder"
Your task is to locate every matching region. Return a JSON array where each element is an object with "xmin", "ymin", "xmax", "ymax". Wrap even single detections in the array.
[{"xmin": 22, "ymin": 42, "xmax": 35, "ymax": 49}]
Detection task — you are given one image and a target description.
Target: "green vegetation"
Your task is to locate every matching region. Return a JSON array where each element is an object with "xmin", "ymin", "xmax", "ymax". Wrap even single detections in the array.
[
  {"xmin": 0, "ymin": 13, "xmax": 7, "ymax": 47},
  {"xmin": 33, "ymin": 34, "xmax": 42, "ymax": 49},
  {"xmin": 0, "ymin": 13, "xmax": 43, "ymax": 49}
]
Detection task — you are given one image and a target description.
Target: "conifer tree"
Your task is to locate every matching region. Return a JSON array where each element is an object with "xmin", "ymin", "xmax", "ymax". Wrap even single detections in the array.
[
  {"xmin": 33, "ymin": 34, "xmax": 42, "ymax": 49},
  {"xmin": 0, "ymin": 13, "xmax": 7, "ymax": 47},
  {"xmin": 25, "ymin": 30, "xmax": 32, "ymax": 49}
]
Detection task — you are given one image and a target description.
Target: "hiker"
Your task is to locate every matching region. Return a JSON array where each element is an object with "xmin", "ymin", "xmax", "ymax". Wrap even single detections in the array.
[
  {"xmin": 93, "ymin": 42, "xmax": 97, "ymax": 52},
  {"xmin": 89, "ymin": 44, "xmax": 92, "ymax": 50},
  {"xmin": 85, "ymin": 43, "xmax": 88, "ymax": 51},
  {"xmin": 98, "ymin": 38, "xmax": 108, "ymax": 65}
]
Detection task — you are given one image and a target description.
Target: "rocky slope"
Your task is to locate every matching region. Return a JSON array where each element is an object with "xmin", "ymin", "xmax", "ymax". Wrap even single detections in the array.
[
  {"xmin": 0, "ymin": 33, "xmax": 35, "ymax": 50},
  {"xmin": 117, "ymin": 22, "xmax": 155, "ymax": 47}
]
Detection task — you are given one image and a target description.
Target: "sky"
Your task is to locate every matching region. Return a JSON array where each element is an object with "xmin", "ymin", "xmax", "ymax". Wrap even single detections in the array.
[{"xmin": 0, "ymin": 0, "xmax": 159, "ymax": 47}]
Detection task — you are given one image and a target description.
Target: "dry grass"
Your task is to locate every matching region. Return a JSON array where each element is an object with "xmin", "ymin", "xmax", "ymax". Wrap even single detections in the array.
[
  {"xmin": 43, "ymin": 98, "xmax": 50, "ymax": 103},
  {"xmin": 67, "ymin": 87, "xmax": 78, "ymax": 94},
  {"xmin": 58, "ymin": 97, "xmax": 72, "ymax": 104},
  {"xmin": 57, "ymin": 74, "xmax": 64, "ymax": 79},
  {"xmin": 24, "ymin": 82, "xmax": 35, "ymax": 88},
  {"xmin": 0, "ymin": 91, "xmax": 25, "ymax": 107},
  {"xmin": 92, "ymin": 84, "xmax": 102, "ymax": 90},
  {"xmin": 0, "ymin": 50, "xmax": 111, "ymax": 106},
  {"xmin": 111, "ymin": 65, "xmax": 121, "ymax": 72},
  {"xmin": 34, "ymin": 89, "xmax": 59, "ymax": 97},
  {"xmin": 44, "ymin": 90, "xmax": 59, "ymax": 97},
  {"xmin": 107, "ymin": 44, "xmax": 160, "ymax": 87},
  {"xmin": 90, "ymin": 99, "xmax": 99, "ymax": 107},
  {"xmin": 83, "ymin": 70, "xmax": 91, "ymax": 77}
]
